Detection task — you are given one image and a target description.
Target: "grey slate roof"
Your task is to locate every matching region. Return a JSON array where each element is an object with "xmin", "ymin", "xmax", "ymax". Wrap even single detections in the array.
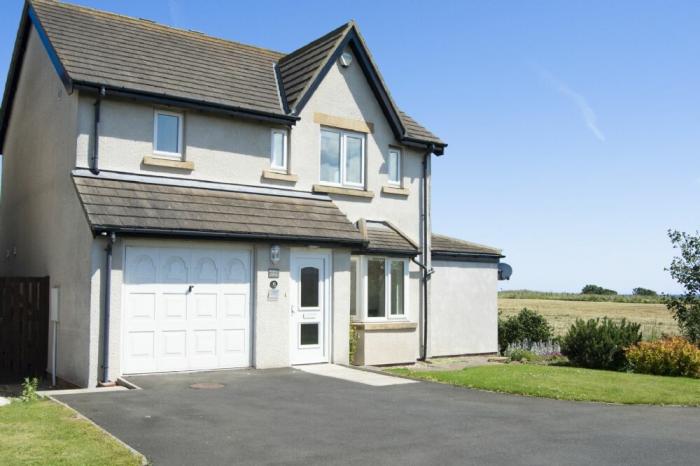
[
  {"xmin": 17, "ymin": 0, "xmax": 443, "ymax": 148},
  {"xmin": 278, "ymin": 23, "xmax": 350, "ymax": 111},
  {"xmin": 73, "ymin": 175, "xmax": 364, "ymax": 245},
  {"xmin": 432, "ymin": 234, "xmax": 503, "ymax": 258},
  {"xmin": 359, "ymin": 220, "xmax": 419, "ymax": 255}
]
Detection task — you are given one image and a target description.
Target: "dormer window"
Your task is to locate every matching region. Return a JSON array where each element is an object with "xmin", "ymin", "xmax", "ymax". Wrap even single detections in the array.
[
  {"xmin": 388, "ymin": 148, "xmax": 401, "ymax": 185},
  {"xmin": 153, "ymin": 110, "xmax": 183, "ymax": 158},
  {"xmin": 320, "ymin": 127, "xmax": 365, "ymax": 188},
  {"xmin": 270, "ymin": 129, "xmax": 288, "ymax": 171}
]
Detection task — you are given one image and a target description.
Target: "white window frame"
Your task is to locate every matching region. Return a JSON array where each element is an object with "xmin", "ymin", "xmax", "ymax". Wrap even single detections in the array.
[
  {"xmin": 319, "ymin": 127, "xmax": 366, "ymax": 188},
  {"xmin": 356, "ymin": 256, "xmax": 409, "ymax": 321},
  {"xmin": 270, "ymin": 129, "xmax": 288, "ymax": 171},
  {"xmin": 387, "ymin": 148, "xmax": 401, "ymax": 185},
  {"xmin": 153, "ymin": 109, "xmax": 184, "ymax": 159},
  {"xmin": 350, "ymin": 256, "xmax": 361, "ymax": 320}
]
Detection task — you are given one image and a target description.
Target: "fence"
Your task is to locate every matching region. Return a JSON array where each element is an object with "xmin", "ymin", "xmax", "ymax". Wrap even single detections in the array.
[{"xmin": 0, "ymin": 277, "xmax": 50, "ymax": 376}]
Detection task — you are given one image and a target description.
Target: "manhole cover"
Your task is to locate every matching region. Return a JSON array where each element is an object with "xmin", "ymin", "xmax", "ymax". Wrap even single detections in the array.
[{"xmin": 190, "ymin": 382, "xmax": 225, "ymax": 390}]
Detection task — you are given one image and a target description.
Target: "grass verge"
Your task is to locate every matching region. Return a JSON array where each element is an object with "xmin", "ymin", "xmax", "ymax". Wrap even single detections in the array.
[
  {"xmin": 0, "ymin": 399, "xmax": 143, "ymax": 466},
  {"xmin": 388, "ymin": 365, "xmax": 700, "ymax": 406}
]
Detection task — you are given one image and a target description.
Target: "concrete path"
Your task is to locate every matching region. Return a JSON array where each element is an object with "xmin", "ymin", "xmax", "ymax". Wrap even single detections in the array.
[
  {"xmin": 55, "ymin": 368, "xmax": 700, "ymax": 466},
  {"xmin": 297, "ymin": 363, "xmax": 416, "ymax": 386}
]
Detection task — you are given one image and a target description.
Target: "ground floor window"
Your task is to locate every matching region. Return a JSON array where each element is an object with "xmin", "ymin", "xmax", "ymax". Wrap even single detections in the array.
[{"xmin": 350, "ymin": 256, "xmax": 408, "ymax": 320}]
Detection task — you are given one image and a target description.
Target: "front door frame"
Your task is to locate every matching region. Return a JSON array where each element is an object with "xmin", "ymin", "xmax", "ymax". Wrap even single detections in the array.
[{"xmin": 289, "ymin": 248, "xmax": 332, "ymax": 365}]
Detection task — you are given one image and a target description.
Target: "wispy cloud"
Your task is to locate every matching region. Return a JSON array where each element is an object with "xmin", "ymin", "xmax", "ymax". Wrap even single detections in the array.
[
  {"xmin": 536, "ymin": 66, "xmax": 605, "ymax": 142},
  {"xmin": 167, "ymin": 0, "xmax": 184, "ymax": 28}
]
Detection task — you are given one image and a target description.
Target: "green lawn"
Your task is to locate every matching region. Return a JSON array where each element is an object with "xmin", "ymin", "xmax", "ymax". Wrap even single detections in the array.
[
  {"xmin": 0, "ymin": 399, "xmax": 143, "ymax": 466},
  {"xmin": 389, "ymin": 365, "xmax": 700, "ymax": 406}
]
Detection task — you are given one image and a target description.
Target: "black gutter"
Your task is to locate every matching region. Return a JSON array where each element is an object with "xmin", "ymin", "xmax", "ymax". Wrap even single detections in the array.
[
  {"xmin": 74, "ymin": 83, "xmax": 299, "ymax": 126},
  {"xmin": 101, "ymin": 232, "xmax": 116, "ymax": 385},
  {"xmin": 432, "ymin": 253, "xmax": 503, "ymax": 264},
  {"xmin": 91, "ymin": 226, "xmax": 366, "ymax": 248},
  {"xmin": 90, "ymin": 86, "xmax": 105, "ymax": 174}
]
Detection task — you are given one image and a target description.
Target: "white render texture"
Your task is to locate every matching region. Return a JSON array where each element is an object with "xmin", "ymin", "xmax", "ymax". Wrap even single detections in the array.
[
  {"xmin": 0, "ymin": 27, "xmax": 95, "ymax": 387},
  {"xmin": 429, "ymin": 260, "xmax": 499, "ymax": 357}
]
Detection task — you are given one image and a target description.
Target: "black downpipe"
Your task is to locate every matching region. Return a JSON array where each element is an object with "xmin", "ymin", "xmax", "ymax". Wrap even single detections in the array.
[
  {"xmin": 420, "ymin": 144, "xmax": 435, "ymax": 361},
  {"xmin": 101, "ymin": 232, "xmax": 116, "ymax": 384},
  {"xmin": 90, "ymin": 86, "xmax": 105, "ymax": 175}
]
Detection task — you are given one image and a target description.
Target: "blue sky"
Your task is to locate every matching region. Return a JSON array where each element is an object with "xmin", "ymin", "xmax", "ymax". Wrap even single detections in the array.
[{"xmin": 1, "ymin": 1, "xmax": 698, "ymax": 293}]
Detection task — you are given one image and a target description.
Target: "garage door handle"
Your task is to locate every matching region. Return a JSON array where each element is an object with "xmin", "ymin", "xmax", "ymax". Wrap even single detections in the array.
[
  {"xmin": 290, "ymin": 305, "xmax": 296, "ymax": 315},
  {"xmin": 187, "ymin": 285, "xmax": 195, "ymax": 293}
]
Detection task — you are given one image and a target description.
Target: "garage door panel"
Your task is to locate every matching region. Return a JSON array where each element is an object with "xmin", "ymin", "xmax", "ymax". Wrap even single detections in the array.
[
  {"xmin": 162, "ymin": 293, "xmax": 187, "ymax": 320},
  {"xmin": 128, "ymin": 293, "xmax": 156, "ymax": 320},
  {"xmin": 124, "ymin": 246, "xmax": 251, "ymax": 374},
  {"xmin": 192, "ymin": 293, "xmax": 218, "ymax": 319}
]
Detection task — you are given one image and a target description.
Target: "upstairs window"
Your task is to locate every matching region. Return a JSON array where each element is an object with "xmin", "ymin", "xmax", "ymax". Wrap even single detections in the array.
[
  {"xmin": 320, "ymin": 128, "xmax": 365, "ymax": 187},
  {"xmin": 270, "ymin": 129, "xmax": 288, "ymax": 170},
  {"xmin": 154, "ymin": 110, "xmax": 183, "ymax": 158},
  {"xmin": 387, "ymin": 148, "xmax": 401, "ymax": 185}
]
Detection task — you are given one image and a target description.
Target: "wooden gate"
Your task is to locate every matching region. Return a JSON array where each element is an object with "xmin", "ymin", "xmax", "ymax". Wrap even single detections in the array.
[{"xmin": 0, "ymin": 277, "xmax": 50, "ymax": 376}]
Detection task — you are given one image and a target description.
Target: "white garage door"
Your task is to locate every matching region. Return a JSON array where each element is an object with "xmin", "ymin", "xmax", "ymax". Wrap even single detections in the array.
[{"xmin": 123, "ymin": 246, "xmax": 251, "ymax": 374}]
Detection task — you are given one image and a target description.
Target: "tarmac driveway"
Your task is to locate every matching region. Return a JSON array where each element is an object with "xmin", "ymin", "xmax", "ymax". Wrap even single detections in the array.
[{"xmin": 56, "ymin": 368, "xmax": 700, "ymax": 465}]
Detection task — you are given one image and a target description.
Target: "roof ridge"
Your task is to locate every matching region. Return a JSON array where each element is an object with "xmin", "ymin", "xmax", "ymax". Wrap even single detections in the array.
[{"xmin": 32, "ymin": 0, "xmax": 286, "ymax": 58}]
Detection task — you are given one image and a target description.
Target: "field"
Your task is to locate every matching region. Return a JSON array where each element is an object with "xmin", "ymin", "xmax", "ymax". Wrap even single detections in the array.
[
  {"xmin": 499, "ymin": 289, "xmax": 665, "ymax": 304},
  {"xmin": 499, "ymin": 297, "xmax": 677, "ymax": 338}
]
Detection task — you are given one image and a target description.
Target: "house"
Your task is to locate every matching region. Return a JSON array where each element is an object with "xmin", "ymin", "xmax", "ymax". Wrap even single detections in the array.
[{"xmin": 0, "ymin": 0, "xmax": 505, "ymax": 387}]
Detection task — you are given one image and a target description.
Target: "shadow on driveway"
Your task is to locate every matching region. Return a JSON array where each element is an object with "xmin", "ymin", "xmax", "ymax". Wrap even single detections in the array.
[{"xmin": 56, "ymin": 368, "xmax": 700, "ymax": 466}]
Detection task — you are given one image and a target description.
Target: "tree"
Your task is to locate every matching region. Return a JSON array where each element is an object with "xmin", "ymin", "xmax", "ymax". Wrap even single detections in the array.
[
  {"xmin": 666, "ymin": 230, "xmax": 700, "ymax": 344},
  {"xmin": 633, "ymin": 287, "xmax": 657, "ymax": 296},
  {"xmin": 581, "ymin": 284, "xmax": 617, "ymax": 295}
]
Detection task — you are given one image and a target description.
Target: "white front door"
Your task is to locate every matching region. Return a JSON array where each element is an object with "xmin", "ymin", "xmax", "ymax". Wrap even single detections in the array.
[
  {"xmin": 290, "ymin": 250, "xmax": 331, "ymax": 365},
  {"xmin": 123, "ymin": 246, "xmax": 251, "ymax": 374}
]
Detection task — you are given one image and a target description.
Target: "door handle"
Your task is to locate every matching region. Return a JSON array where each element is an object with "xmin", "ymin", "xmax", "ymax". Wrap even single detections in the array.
[
  {"xmin": 291, "ymin": 305, "xmax": 296, "ymax": 315},
  {"xmin": 187, "ymin": 285, "xmax": 195, "ymax": 293}
]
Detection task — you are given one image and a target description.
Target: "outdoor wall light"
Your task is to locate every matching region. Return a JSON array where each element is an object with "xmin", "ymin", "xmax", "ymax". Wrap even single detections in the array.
[{"xmin": 270, "ymin": 244, "xmax": 281, "ymax": 265}]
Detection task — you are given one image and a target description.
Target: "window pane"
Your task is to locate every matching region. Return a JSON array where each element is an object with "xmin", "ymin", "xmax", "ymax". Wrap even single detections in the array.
[
  {"xmin": 320, "ymin": 130, "xmax": 340, "ymax": 183},
  {"xmin": 388, "ymin": 150, "xmax": 399, "ymax": 183},
  {"xmin": 367, "ymin": 259, "xmax": 385, "ymax": 318},
  {"xmin": 300, "ymin": 323, "xmax": 319, "ymax": 346},
  {"xmin": 390, "ymin": 261, "xmax": 404, "ymax": 315},
  {"xmin": 350, "ymin": 260, "xmax": 357, "ymax": 316},
  {"xmin": 300, "ymin": 266, "xmax": 319, "ymax": 308},
  {"xmin": 345, "ymin": 135, "xmax": 363, "ymax": 184},
  {"xmin": 272, "ymin": 131, "xmax": 285, "ymax": 167},
  {"xmin": 156, "ymin": 113, "xmax": 179, "ymax": 153}
]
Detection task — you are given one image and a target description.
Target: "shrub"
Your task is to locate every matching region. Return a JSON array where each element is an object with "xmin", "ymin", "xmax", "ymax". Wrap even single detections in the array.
[
  {"xmin": 665, "ymin": 230, "xmax": 700, "ymax": 344},
  {"xmin": 20, "ymin": 377, "xmax": 39, "ymax": 402},
  {"xmin": 633, "ymin": 287, "xmax": 657, "ymax": 296},
  {"xmin": 626, "ymin": 337, "xmax": 700, "ymax": 377},
  {"xmin": 506, "ymin": 348, "xmax": 538, "ymax": 362},
  {"xmin": 498, "ymin": 308, "xmax": 553, "ymax": 354},
  {"xmin": 581, "ymin": 284, "xmax": 617, "ymax": 295},
  {"xmin": 505, "ymin": 339, "xmax": 561, "ymax": 357},
  {"xmin": 561, "ymin": 318, "xmax": 642, "ymax": 370},
  {"xmin": 349, "ymin": 324, "xmax": 359, "ymax": 365}
]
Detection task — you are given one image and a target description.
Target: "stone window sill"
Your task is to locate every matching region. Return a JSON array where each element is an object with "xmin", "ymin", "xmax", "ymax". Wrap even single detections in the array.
[
  {"xmin": 262, "ymin": 170, "xmax": 298, "ymax": 183},
  {"xmin": 381, "ymin": 185, "xmax": 410, "ymax": 196},
  {"xmin": 351, "ymin": 321, "xmax": 418, "ymax": 331},
  {"xmin": 142, "ymin": 155, "xmax": 194, "ymax": 170},
  {"xmin": 312, "ymin": 184, "xmax": 374, "ymax": 198}
]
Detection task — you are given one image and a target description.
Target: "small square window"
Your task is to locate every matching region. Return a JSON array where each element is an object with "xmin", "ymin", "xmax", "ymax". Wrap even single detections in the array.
[
  {"xmin": 271, "ymin": 129, "xmax": 287, "ymax": 170},
  {"xmin": 388, "ymin": 149, "xmax": 401, "ymax": 185},
  {"xmin": 154, "ymin": 110, "xmax": 183, "ymax": 158}
]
